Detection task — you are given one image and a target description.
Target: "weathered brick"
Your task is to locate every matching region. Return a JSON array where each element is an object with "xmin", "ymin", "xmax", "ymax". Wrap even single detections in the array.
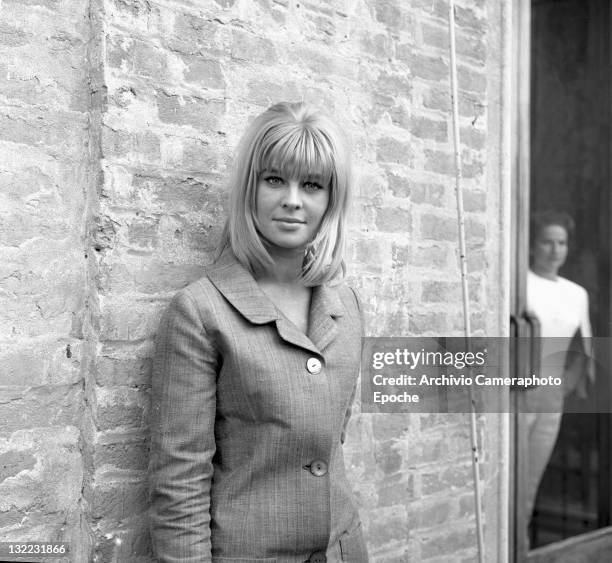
[
  {"xmin": 231, "ymin": 30, "xmax": 277, "ymax": 64},
  {"xmin": 455, "ymin": 5, "xmax": 487, "ymax": 35},
  {"xmin": 246, "ymin": 78, "xmax": 301, "ymax": 107},
  {"xmin": 373, "ymin": 0, "xmax": 412, "ymax": 32},
  {"xmin": 157, "ymin": 92, "xmax": 225, "ymax": 131},
  {"xmin": 410, "ymin": 115, "xmax": 448, "ymax": 142},
  {"xmin": 96, "ymin": 388, "xmax": 148, "ymax": 431},
  {"xmin": 391, "ymin": 243, "xmax": 410, "ymax": 269},
  {"xmin": 412, "ymin": 182, "xmax": 446, "ymax": 206},
  {"xmin": 411, "ymin": 245, "xmax": 448, "ymax": 268},
  {"xmin": 181, "ymin": 55, "xmax": 225, "ymax": 89},
  {"xmin": 458, "ymin": 65, "xmax": 487, "ymax": 94},
  {"xmin": 98, "ymin": 297, "xmax": 166, "ymax": 341},
  {"xmin": 94, "ymin": 435, "xmax": 148, "ymax": 471},
  {"xmin": 461, "ymin": 126, "xmax": 486, "ymax": 150},
  {"xmin": 376, "ymin": 137, "xmax": 413, "ymax": 165},
  {"xmin": 422, "ymin": 281, "xmax": 461, "ymax": 303},
  {"xmin": 0, "ymin": 427, "xmax": 81, "ymax": 513},
  {"xmin": 375, "ymin": 441, "xmax": 402, "ymax": 476},
  {"xmin": 465, "ymin": 217, "xmax": 486, "ymax": 241},
  {"xmin": 421, "ymin": 214, "xmax": 457, "ymax": 241},
  {"xmin": 377, "ymin": 476, "xmax": 415, "ymax": 507},
  {"xmin": 128, "ymin": 216, "xmax": 160, "ymax": 249},
  {"xmin": 95, "ymin": 354, "xmax": 151, "ymax": 387},
  {"xmin": 353, "ymin": 239, "xmax": 387, "ymax": 274},
  {"xmin": 409, "ymin": 312, "xmax": 448, "ymax": 334},
  {"xmin": 107, "ymin": 37, "xmax": 167, "ymax": 79},
  {"xmin": 131, "ymin": 172, "xmax": 224, "ymax": 213},
  {"xmin": 0, "ymin": 21, "xmax": 29, "ymax": 47},
  {"xmin": 133, "ymin": 262, "xmax": 206, "ymax": 294},
  {"xmin": 93, "ymin": 522, "xmax": 152, "ymax": 561},
  {"xmin": 3, "ymin": 0, "xmax": 62, "ymax": 7},
  {"xmin": 366, "ymin": 506, "xmax": 409, "ymax": 548},
  {"xmin": 293, "ymin": 46, "xmax": 337, "ymax": 76},
  {"xmin": 423, "ymin": 149, "xmax": 454, "ymax": 176},
  {"xmin": 372, "ymin": 550, "xmax": 412, "ymax": 563},
  {"xmin": 92, "ymin": 480, "xmax": 147, "ymax": 520},
  {"xmin": 168, "ymin": 13, "xmax": 220, "ymax": 54},
  {"xmin": 463, "ymin": 190, "xmax": 486, "ymax": 212},
  {"xmin": 397, "ymin": 47, "xmax": 448, "ymax": 82},
  {"xmin": 0, "ymin": 111, "xmax": 87, "ymax": 156},
  {"xmin": 0, "ymin": 386, "xmax": 82, "ymax": 432},
  {"xmin": 0, "ymin": 450, "xmax": 36, "ymax": 481},
  {"xmin": 466, "ymin": 248, "xmax": 486, "ymax": 271},
  {"xmin": 420, "ymin": 413, "xmax": 467, "ymax": 430},
  {"xmin": 421, "ymin": 527, "xmax": 476, "ymax": 558},
  {"xmin": 372, "ymin": 413, "xmax": 410, "ymax": 440},
  {"xmin": 112, "ymin": 0, "xmax": 155, "ymax": 17},
  {"xmin": 0, "ymin": 208, "xmax": 71, "ymax": 247},
  {"xmin": 421, "ymin": 23, "xmax": 486, "ymax": 65},
  {"xmin": 422, "ymin": 87, "xmax": 486, "ymax": 120},
  {"xmin": 180, "ymin": 137, "xmax": 224, "ymax": 172},
  {"xmin": 101, "ymin": 127, "xmax": 161, "ymax": 163},
  {"xmin": 357, "ymin": 30, "xmax": 394, "ymax": 60},
  {"xmin": 374, "ymin": 207, "xmax": 412, "ymax": 233},
  {"xmin": 408, "ymin": 498, "xmax": 453, "ymax": 529},
  {"xmin": 385, "ymin": 311, "xmax": 411, "ymax": 336},
  {"xmin": 0, "ymin": 340, "xmax": 82, "ymax": 386},
  {"xmin": 421, "ymin": 464, "xmax": 472, "ymax": 496},
  {"xmin": 387, "ymin": 172, "xmax": 410, "ymax": 198}
]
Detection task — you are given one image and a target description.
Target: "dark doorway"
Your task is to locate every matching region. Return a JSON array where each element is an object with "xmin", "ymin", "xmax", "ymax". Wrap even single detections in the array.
[{"xmin": 529, "ymin": 0, "xmax": 612, "ymax": 552}]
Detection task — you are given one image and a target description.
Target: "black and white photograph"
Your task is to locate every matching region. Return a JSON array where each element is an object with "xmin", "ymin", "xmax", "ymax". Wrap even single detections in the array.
[{"xmin": 0, "ymin": 0, "xmax": 610, "ymax": 561}]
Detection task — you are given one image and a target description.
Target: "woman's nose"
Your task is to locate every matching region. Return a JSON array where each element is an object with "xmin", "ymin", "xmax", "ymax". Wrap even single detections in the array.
[{"xmin": 281, "ymin": 181, "xmax": 302, "ymax": 208}]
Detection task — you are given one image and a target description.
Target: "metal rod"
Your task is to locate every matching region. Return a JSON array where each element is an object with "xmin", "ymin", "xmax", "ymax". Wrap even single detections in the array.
[{"xmin": 448, "ymin": 1, "xmax": 486, "ymax": 561}]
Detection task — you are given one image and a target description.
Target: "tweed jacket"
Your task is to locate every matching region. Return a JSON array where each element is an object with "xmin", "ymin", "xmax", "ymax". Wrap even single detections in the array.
[{"xmin": 149, "ymin": 250, "xmax": 368, "ymax": 563}]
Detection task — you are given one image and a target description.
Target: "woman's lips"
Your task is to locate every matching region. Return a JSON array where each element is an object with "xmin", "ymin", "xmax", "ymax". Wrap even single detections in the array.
[{"xmin": 274, "ymin": 217, "xmax": 305, "ymax": 224}]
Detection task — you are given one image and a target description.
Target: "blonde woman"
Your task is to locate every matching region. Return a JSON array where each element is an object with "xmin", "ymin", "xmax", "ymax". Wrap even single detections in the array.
[{"xmin": 149, "ymin": 102, "xmax": 368, "ymax": 562}]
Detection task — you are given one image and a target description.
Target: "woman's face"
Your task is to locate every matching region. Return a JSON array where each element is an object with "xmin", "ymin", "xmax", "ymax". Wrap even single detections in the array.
[
  {"xmin": 532, "ymin": 224, "xmax": 569, "ymax": 278},
  {"xmin": 255, "ymin": 169, "xmax": 329, "ymax": 253}
]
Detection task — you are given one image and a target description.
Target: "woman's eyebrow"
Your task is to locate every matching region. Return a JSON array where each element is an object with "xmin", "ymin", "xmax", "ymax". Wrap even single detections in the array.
[{"xmin": 303, "ymin": 173, "xmax": 325, "ymax": 182}]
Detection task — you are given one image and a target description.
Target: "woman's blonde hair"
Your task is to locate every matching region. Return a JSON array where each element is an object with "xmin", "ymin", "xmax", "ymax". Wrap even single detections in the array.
[{"xmin": 217, "ymin": 101, "xmax": 352, "ymax": 285}]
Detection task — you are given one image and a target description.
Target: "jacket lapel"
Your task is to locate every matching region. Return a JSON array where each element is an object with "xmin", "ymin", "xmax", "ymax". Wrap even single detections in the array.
[
  {"xmin": 207, "ymin": 250, "xmax": 344, "ymax": 355},
  {"xmin": 206, "ymin": 250, "xmax": 278, "ymax": 325},
  {"xmin": 307, "ymin": 283, "xmax": 344, "ymax": 353}
]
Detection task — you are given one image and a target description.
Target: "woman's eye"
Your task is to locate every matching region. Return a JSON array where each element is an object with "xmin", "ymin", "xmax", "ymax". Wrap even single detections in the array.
[
  {"xmin": 303, "ymin": 181, "xmax": 324, "ymax": 191},
  {"xmin": 265, "ymin": 176, "xmax": 284, "ymax": 186}
]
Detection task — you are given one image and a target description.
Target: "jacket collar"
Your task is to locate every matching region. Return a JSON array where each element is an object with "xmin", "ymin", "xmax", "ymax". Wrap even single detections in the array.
[{"xmin": 206, "ymin": 249, "xmax": 344, "ymax": 354}]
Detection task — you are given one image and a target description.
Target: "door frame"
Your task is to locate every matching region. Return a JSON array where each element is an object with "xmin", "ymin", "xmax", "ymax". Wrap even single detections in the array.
[{"xmin": 510, "ymin": 0, "xmax": 612, "ymax": 560}]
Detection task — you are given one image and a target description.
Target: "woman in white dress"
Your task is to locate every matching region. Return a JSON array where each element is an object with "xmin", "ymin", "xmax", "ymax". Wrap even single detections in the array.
[{"xmin": 525, "ymin": 211, "xmax": 593, "ymax": 533}]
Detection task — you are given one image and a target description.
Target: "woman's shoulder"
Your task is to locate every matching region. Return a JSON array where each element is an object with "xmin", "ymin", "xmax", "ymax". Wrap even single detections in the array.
[
  {"xmin": 557, "ymin": 276, "xmax": 589, "ymax": 299},
  {"xmin": 329, "ymin": 280, "xmax": 363, "ymax": 317},
  {"xmin": 165, "ymin": 260, "xmax": 231, "ymax": 316}
]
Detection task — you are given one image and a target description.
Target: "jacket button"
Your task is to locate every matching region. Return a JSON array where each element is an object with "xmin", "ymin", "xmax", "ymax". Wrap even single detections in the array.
[
  {"xmin": 309, "ymin": 460, "xmax": 328, "ymax": 477},
  {"xmin": 308, "ymin": 551, "xmax": 326, "ymax": 563},
  {"xmin": 306, "ymin": 357, "xmax": 322, "ymax": 374}
]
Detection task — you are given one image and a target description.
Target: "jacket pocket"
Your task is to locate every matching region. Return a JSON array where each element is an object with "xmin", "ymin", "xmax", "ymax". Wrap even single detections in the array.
[
  {"xmin": 339, "ymin": 522, "xmax": 369, "ymax": 562},
  {"xmin": 212, "ymin": 558, "xmax": 276, "ymax": 563}
]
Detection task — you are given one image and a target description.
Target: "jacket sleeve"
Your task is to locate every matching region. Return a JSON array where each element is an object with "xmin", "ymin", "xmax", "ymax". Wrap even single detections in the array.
[
  {"xmin": 149, "ymin": 288, "xmax": 219, "ymax": 562},
  {"xmin": 341, "ymin": 287, "xmax": 364, "ymax": 445}
]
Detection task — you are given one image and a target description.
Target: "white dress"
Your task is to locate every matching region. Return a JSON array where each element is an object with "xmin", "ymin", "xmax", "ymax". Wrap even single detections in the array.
[{"xmin": 524, "ymin": 270, "xmax": 593, "ymax": 521}]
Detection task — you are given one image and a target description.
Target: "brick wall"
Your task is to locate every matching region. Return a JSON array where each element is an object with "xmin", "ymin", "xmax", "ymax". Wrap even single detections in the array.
[
  {"xmin": 0, "ymin": 0, "xmax": 508, "ymax": 561},
  {"xmin": 0, "ymin": 0, "xmax": 92, "ymax": 560}
]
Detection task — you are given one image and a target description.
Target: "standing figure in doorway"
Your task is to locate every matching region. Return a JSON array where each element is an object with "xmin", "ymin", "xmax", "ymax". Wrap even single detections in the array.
[{"xmin": 525, "ymin": 210, "xmax": 593, "ymax": 532}]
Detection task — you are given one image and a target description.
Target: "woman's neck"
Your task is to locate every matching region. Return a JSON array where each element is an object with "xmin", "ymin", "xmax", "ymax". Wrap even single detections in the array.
[
  {"xmin": 531, "ymin": 266, "xmax": 559, "ymax": 281},
  {"xmin": 256, "ymin": 246, "xmax": 305, "ymax": 285}
]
